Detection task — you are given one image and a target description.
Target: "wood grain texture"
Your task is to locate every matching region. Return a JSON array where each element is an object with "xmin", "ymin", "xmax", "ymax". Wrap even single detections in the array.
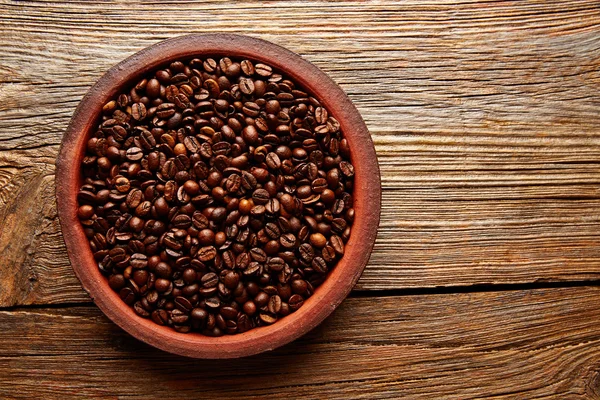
[
  {"xmin": 1, "ymin": 1, "xmax": 600, "ymax": 305},
  {"xmin": 2, "ymin": 287, "xmax": 600, "ymax": 398}
]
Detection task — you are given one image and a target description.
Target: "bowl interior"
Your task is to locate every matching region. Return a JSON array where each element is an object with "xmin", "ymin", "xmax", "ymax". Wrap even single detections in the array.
[{"xmin": 56, "ymin": 34, "xmax": 380, "ymax": 358}]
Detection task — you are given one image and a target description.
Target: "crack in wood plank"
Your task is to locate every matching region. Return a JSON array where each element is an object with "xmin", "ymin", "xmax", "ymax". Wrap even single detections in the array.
[{"xmin": 1, "ymin": 287, "xmax": 600, "ymax": 398}]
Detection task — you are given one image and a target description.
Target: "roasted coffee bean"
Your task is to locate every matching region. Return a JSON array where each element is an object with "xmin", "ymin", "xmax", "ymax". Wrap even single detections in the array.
[
  {"xmin": 239, "ymin": 77, "xmax": 255, "ymax": 95},
  {"xmin": 249, "ymin": 247, "xmax": 267, "ymax": 263},
  {"xmin": 126, "ymin": 147, "xmax": 143, "ymax": 161},
  {"xmin": 131, "ymin": 102, "xmax": 147, "ymax": 121},
  {"xmin": 312, "ymin": 257, "xmax": 328, "ymax": 274},
  {"xmin": 223, "ymin": 271, "xmax": 240, "ymax": 289},
  {"xmin": 108, "ymin": 274, "xmax": 126, "ymax": 291},
  {"xmin": 134, "ymin": 301, "xmax": 150, "ymax": 317},
  {"xmin": 339, "ymin": 161, "xmax": 354, "ymax": 177},
  {"xmin": 130, "ymin": 253, "xmax": 148, "ymax": 269},
  {"xmin": 114, "ymin": 176, "xmax": 130, "ymax": 193},
  {"xmin": 268, "ymin": 294, "xmax": 282, "ymax": 314},
  {"xmin": 252, "ymin": 188, "xmax": 270, "ymax": 205},
  {"xmin": 236, "ymin": 252, "xmax": 250, "ymax": 269},
  {"xmin": 288, "ymin": 294, "xmax": 304, "ymax": 311},
  {"xmin": 119, "ymin": 287, "xmax": 136, "ymax": 305},
  {"xmin": 191, "ymin": 307, "xmax": 208, "ymax": 321},
  {"xmin": 201, "ymin": 272, "xmax": 219, "ymax": 288},
  {"xmin": 330, "ymin": 235, "xmax": 345, "ymax": 255},
  {"xmin": 267, "ymin": 257, "xmax": 285, "ymax": 272},
  {"xmin": 265, "ymin": 152, "xmax": 281, "ymax": 170},
  {"xmin": 78, "ymin": 56, "xmax": 355, "ymax": 336},
  {"xmin": 310, "ymin": 233, "xmax": 327, "ymax": 248},
  {"xmin": 225, "ymin": 174, "xmax": 241, "ymax": 193},
  {"xmin": 125, "ymin": 189, "xmax": 143, "ymax": 209},
  {"xmin": 205, "ymin": 297, "xmax": 221, "ymax": 310},
  {"xmin": 171, "ymin": 308, "xmax": 189, "ymax": 324},
  {"xmin": 264, "ymin": 222, "xmax": 280, "ymax": 239},
  {"xmin": 255, "ymin": 63, "xmax": 273, "ymax": 77},
  {"xmin": 279, "ymin": 233, "xmax": 296, "ymax": 249},
  {"xmin": 198, "ymin": 246, "xmax": 217, "ymax": 261},
  {"xmin": 175, "ymin": 296, "xmax": 193, "ymax": 312},
  {"xmin": 291, "ymin": 279, "xmax": 308, "ymax": 295},
  {"xmin": 151, "ymin": 309, "xmax": 169, "ymax": 325},
  {"xmin": 192, "ymin": 212, "xmax": 210, "ymax": 230},
  {"xmin": 265, "ymin": 198, "xmax": 280, "ymax": 215},
  {"xmin": 322, "ymin": 245, "xmax": 336, "ymax": 262},
  {"xmin": 298, "ymin": 243, "xmax": 315, "ymax": 263}
]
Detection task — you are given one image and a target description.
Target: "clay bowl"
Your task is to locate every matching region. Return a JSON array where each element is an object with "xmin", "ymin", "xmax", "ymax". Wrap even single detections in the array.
[{"xmin": 56, "ymin": 34, "xmax": 380, "ymax": 358}]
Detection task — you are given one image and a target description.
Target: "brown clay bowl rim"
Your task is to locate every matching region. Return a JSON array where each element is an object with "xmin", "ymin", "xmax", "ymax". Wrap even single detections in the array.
[{"xmin": 56, "ymin": 34, "xmax": 380, "ymax": 359}]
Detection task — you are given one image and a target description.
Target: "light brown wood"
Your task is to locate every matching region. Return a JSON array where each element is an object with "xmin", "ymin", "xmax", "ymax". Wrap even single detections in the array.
[
  {"xmin": 1, "ymin": 1, "xmax": 600, "ymax": 306},
  {"xmin": 2, "ymin": 287, "xmax": 600, "ymax": 398}
]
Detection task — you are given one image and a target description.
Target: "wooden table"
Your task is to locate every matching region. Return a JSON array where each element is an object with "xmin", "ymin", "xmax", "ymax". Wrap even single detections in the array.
[{"xmin": 2, "ymin": 1, "xmax": 600, "ymax": 398}]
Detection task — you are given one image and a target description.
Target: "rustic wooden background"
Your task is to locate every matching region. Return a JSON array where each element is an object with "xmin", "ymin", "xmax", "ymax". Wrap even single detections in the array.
[{"xmin": 1, "ymin": 0, "xmax": 600, "ymax": 398}]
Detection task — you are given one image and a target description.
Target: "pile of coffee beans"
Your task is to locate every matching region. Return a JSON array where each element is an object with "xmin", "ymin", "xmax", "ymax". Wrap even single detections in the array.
[{"xmin": 77, "ymin": 56, "xmax": 355, "ymax": 336}]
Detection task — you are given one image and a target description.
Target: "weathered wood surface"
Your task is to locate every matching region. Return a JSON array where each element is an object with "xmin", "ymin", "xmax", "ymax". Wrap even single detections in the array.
[
  {"xmin": 2, "ymin": 287, "xmax": 600, "ymax": 399},
  {"xmin": 1, "ymin": 0, "xmax": 600, "ymax": 306},
  {"xmin": 2, "ymin": 2, "xmax": 600, "ymax": 398}
]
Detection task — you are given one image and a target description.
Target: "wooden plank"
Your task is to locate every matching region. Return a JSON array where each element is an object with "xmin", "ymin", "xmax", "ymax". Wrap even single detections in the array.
[
  {"xmin": 2, "ymin": 287, "xmax": 600, "ymax": 398},
  {"xmin": 1, "ymin": 1, "xmax": 600, "ymax": 305}
]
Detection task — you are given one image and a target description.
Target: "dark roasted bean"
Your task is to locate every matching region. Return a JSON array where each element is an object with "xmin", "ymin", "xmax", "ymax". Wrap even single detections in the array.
[
  {"xmin": 330, "ymin": 235, "xmax": 345, "ymax": 255},
  {"xmin": 198, "ymin": 246, "xmax": 217, "ymax": 261},
  {"xmin": 288, "ymin": 294, "xmax": 304, "ymax": 311},
  {"xmin": 252, "ymin": 188, "xmax": 270, "ymax": 205}
]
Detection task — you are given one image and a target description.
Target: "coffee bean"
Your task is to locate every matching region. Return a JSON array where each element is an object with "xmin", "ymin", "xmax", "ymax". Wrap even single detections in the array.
[
  {"xmin": 239, "ymin": 78, "xmax": 255, "ymax": 95},
  {"xmin": 321, "ymin": 245, "xmax": 336, "ymax": 262},
  {"xmin": 156, "ymin": 103, "xmax": 176, "ymax": 119},
  {"xmin": 298, "ymin": 243, "xmax": 315, "ymax": 263},
  {"xmin": 191, "ymin": 308, "xmax": 208, "ymax": 321},
  {"xmin": 288, "ymin": 294, "xmax": 304, "ymax": 311},
  {"xmin": 151, "ymin": 309, "xmax": 168, "ymax": 325},
  {"xmin": 291, "ymin": 279, "xmax": 308, "ymax": 295},
  {"xmin": 171, "ymin": 308, "xmax": 189, "ymax": 324},
  {"xmin": 331, "ymin": 199, "xmax": 345, "ymax": 215},
  {"xmin": 172, "ymin": 214, "xmax": 192, "ymax": 229},
  {"xmin": 131, "ymin": 102, "xmax": 147, "ymax": 121},
  {"xmin": 198, "ymin": 246, "xmax": 217, "ymax": 261},
  {"xmin": 223, "ymin": 271, "xmax": 240, "ymax": 289},
  {"xmin": 240, "ymin": 59, "xmax": 255, "ymax": 75},
  {"xmin": 108, "ymin": 274, "xmax": 126, "ymax": 291},
  {"xmin": 268, "ymin": 294, "xmax": 282, "ymax": 314},
  {"xmin": 134, "ymin": 301, "xmax": 150, "ymax": 317},
  {"xmin": 236, "ymin": 252, "xmax": 250, "ymax": 269},
  {"xmin": 154, "ymin": 278, "xmax": 171, "ymax": 294},
  {"xmin": 126, "ymin": 147, "xmax": 143, "ymax": 161},
  {"xmin": 265, "ymin": 152, "xmax": 281, "ymax": 170},
  {"xmin": 130, "ymin": 253, "xmax": 148, "ymax": 269},
  {"xmin": 252, "ymin": 188, "xmax": 270, "ymax": 205},
  {"xmin": 330, "ymin": 235, "xmax": 345, "ymax": 255},
  {"xmin": 279, "ymin": 233, "xmax": 296, "ymax": 249},
  {"xmin": 249, "ymin": 247, "xmax": 267, "ymax": 263},
  {"xmin": 255, "ymin": 63, "xmax": 273, "ymax": 77},
  {"xmin": 267, "ymin": 257, "xmax": 285, "ymax": 272},
  {"xmin": 225, "ymin": 174, "xmax": 241, "ymax": 193},
  {"xmin": 201, "ymin": 272, "xmax": 219, "ymax": 288},
  {"xmin": 339, "ymin": 161, "xmax": 354, "ymax": 177},
  {"xmin": 114, "ymin": 176, "xmax": 130, "ymax": 193},
  {"xmin": 182, "ymin": 268, "xmax": 197, "ymax": 284},
  {"xmin": 125, "ymin": 189, "xmax": 143, "ymax": 209},
  {"xmin": 175, "ymin": 296, "xmax": 193, "ymax": 312},
  {"xmin": 312, "ymin": 257, "xmax": 328, "ymax": 274},
  {"xmin": 119, "ymin": 287, "xmax": 136, "ymax": 305},
  {"xmin": 205, "ymin": 297, "xmax": 221, "ymax": 310},
  {"xmin": 331, "ymin": 218, "xmax": 347, "ymax": 234}
]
